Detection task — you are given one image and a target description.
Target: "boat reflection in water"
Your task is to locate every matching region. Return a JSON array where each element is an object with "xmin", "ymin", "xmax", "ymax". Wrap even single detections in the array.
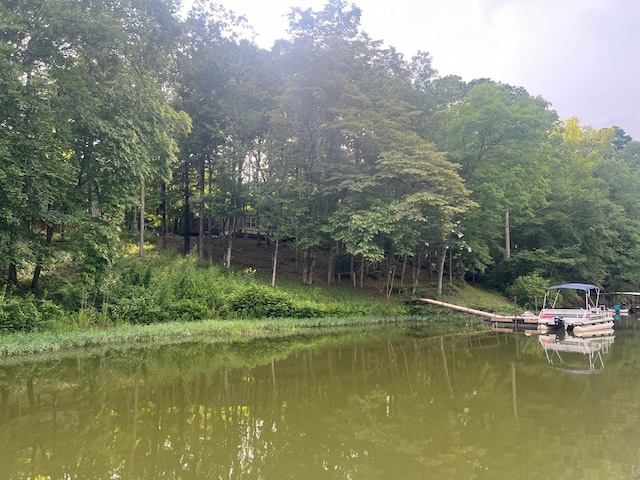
[{"xmin": 538, "ymin": 329, "xmax": 615, "ymax": 374}]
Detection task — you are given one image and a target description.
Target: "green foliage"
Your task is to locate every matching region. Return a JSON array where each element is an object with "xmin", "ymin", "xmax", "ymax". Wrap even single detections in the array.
[
  {"xmin": 108, "ymin": 290, "xmax": 213, "ymax": 325},
  {"xmin": 0, "ymin": 287, "xmax": 66, "ymax": 333},
  {"xmin": 94, "ymin": 250, "xmax": 388, "ymax": 323},
  {"xmin": 0, "ymin": 295, "xmax": 40, "ymax": 334},
  {"xmin": 109, "ymin": 288, "xmax": 166, "ymax": 324},
  {"xmin": 74, "ymin": 250, "xmax": 382, "ymax": 325},
  {"xmin": 70, "ymin": 219, "xmax": 120, "ymax": 285},
  {"xmin": 4, "ymin": 0, "xmax": 640, "ymax": 330},
  {"xmin": 506, "ymin": 273, "xmax": 549, "ymax": 310},
  {"xmin": 103, "ymin": 253, "xmax": 218, "ymax": 324},
  {"xmin": 227, "ymin": 284, "xmax": 294, "ymax": 319}
]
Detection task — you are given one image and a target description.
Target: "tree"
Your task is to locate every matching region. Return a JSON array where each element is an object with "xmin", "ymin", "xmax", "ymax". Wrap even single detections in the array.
[
  {"xmin": 264, "ymin": 0, "xmax": 370, "ymax": 284},
  {"xmin": 1, "ymin": 0, "xmax": 190, "ymax": 289},
  {"xmin": 513, "ymin": 117, "xmax": 624, "ymax": 284},
  {"xmin": 176, "ymin": 3, "xmax": 274, "ymax": 264},
  {"xmin": 442, "ymin": 82, "xmax": 557, "ymax": 283}
]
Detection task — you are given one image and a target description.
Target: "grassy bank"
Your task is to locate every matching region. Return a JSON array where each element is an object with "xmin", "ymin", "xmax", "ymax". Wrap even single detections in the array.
[
  {"xmin": 0, "ymin": 313, "xmax": 489, "ymax": 357},
  {"xmin": 0, "ymin": 246, "xmax": 516, "ymax": 356}
]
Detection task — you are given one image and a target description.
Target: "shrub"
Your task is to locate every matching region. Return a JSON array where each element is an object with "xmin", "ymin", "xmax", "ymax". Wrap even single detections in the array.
[
  {"xmin": 109, "ymin": 290, "xmax": 168, "ymax": 324},
  {"xmin": 506, "ymin": 273, "xmax": 549, "ymax": 310},
  {"xmin": 38, "ymin": 299, "xmax": 67, "ymax": 324},
  {"xmin": 402, "ymin": 302, "xmax": 428, "ymax": 316},
  {"xmin": 0, "ymin": 295, "xmax": 41, "ymax": 333},
  {"xmin": 227, "ymin": 284, "xmax": 293, "ymax": 319},
  {"xmin": 165, "ymin": 299, "xmax": 212, "ymax": 322},
  {"xmin": 288, "ymin": 303, "xmax": 326, "ymax": 319}
]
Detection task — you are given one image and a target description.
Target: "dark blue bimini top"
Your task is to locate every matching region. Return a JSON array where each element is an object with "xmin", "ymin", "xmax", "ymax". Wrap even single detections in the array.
[{"xmin": 548, "ymin": 283, "xmax": 599, "ymax": 291}]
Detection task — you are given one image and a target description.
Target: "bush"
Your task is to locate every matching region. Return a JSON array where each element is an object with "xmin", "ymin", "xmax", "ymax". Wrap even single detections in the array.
[
  {"xmin": 402, "ymin": 302, "xmax": 428, "ymax": 316},
  {"xmin": 227, "ymin": 284, "xmax": 293, "ymax": 319},
  {"xmin": 2, "ymin": 247, "xmax": 405, "ymax": 329},
  {"xmin": 0, "ymin": 295, "xmax": 41, "ymax": 333},
  {"xmin": 165, "ymin": 299, "xmax": 212, "ymax": 322},
  {"xmin": 38, "ymin": 299, "xmax": 67, "ymax": 324},
  {"xmin": 506, "ymin": 273, "xmax": 549, "ymax": 310},
  {"xmin": 108, "ymin": 290, "xmax": 168, "ymax": 324}
]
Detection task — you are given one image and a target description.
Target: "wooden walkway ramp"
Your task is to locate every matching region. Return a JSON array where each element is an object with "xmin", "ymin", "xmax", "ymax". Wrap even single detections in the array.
[{"xmin": 416, "ymin": 298, "xmax": 539, "ymax": 324}]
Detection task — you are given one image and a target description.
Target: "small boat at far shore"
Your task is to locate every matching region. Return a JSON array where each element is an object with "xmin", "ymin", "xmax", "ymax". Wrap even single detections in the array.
[{"xmin": 537, "ymin": 283, "xmax": 615, "ymax": 332}]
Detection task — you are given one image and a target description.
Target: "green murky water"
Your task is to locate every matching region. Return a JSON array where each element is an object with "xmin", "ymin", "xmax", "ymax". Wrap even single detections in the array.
[{"xmin": 1, "ymin": 319, "xmax": 640, "ymax": 479}]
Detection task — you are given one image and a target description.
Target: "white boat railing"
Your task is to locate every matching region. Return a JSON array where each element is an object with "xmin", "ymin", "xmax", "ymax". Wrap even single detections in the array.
[{"xmin": 539, "ymin": 333, "xmax": 614, "ymax": 374}]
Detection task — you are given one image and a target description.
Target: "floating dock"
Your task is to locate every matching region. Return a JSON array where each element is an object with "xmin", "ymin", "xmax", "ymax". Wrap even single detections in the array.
[{"xmin": 415, "ymin": 298, "xmax": 539, "ymax": 326}]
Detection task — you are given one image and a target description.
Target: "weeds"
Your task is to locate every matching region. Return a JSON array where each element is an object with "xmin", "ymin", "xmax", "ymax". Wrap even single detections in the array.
[
  {"xmin": 0, "ymin": 314, "xmax": 488, "ymax": 357},
  {"xmin": 1, "ymin": 249, "xmax": 406, "ymax": 334},
  {"xmin": 0, "ymin": 247, "xmax": 506, "ymax": 353}
]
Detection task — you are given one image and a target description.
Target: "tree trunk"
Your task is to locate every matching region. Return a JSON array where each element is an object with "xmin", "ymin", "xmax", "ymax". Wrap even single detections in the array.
[
  {"xmin": 400, "ymin": 255, "xmax": 408, "ymax": 287},
  {"xmin": 326, "ymin": 242, "xmax": 335, "ymax": 286},
  {"xmin": 183, "ymin": 157, "xmax": 191, "ymax": 255},
  {"xmin": 208, "ymin": 216, "xmax": 213, "ymax": 263},
  {"xmin": 411, "ymin": 253, "xmax": 424, "ymax": 295},
  {"xmin": 161, "ymin": 182, "xmax": 167, "ymax": 250},
  {"xmin": 198, "ymin": 157, "xmax": 205, "ymax": 261},
  {"xmin": 8, "ymin": 263, "xmax": 18, "ymax": 286},
  {"xmin": 437, "ymin": 246, "xmax": 448, "ymax": 295},
  {"xmin": 207, "ymin": 161, "xmax": 214, "ymax": 262},
  {"xmin": 386, "ymin": 256, "xmax": 399, "ymax": 298},
  {"xmin": 31, "ymin": 265, "xmax": 43, "ymax": 292},
  {"xmin": 271, "ymin": 239, "xmax": 279, "ymax": 287},
  {"xmin": 350, "ymin": 254, "xmax": 356, "ymax": 286},
  {"xmin": 224, "ymin": 216, "xmax": 236, "ymax": 268},
  {"xmin": 302, "ymin": 248, "xmax": 316, "ymax": 285},
  {"xmin": 224, "ymin": 235, "xmax": 233, "ymax": 268},
  {"xmin": 505, "ymin": 207, "xmax": 511, "ymax": 259},
  {"xmin": 31, "ymin": 225, "xmax": 54, "ymax": 291},
  {"xmin": 139, "ymin": 177, "xmax": 145, "ymax": 257}
]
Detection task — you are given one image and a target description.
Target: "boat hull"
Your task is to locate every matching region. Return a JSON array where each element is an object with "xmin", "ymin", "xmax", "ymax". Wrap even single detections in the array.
[
  {"xmin": 572, "ymin": 321, "xmax": 615, "ymax": 336},
  {"xmin": 537, "ymin": 309, "xmax": 615, "ymax": 332}
]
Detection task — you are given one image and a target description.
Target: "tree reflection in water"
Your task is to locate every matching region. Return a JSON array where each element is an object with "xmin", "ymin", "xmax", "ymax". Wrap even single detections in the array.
[{"xmin": 0, "ymin": 323, "xmax": 639, "ymax": 479}]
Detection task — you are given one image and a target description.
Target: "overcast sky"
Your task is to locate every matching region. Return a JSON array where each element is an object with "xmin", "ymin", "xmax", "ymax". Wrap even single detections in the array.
[{"xmin": 208, "ymin": 0, "xmax": 640, "ymax": 140}]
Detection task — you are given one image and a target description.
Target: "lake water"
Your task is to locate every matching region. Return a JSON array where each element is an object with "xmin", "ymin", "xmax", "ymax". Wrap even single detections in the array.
[{"xmin": 1, "ymin": 319, "xmax": 640, "ymax": 479}]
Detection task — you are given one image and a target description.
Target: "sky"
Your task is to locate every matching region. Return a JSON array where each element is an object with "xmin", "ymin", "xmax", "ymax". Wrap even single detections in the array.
[{"xmin": 206, "ymin": 0, "xmax": 640, "ymax": 140}]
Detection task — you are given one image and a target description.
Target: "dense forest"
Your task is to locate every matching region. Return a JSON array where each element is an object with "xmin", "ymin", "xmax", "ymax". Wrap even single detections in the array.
[{"xmin": 2, "ymin": 0, "xmax": 640, "ymax": 321}]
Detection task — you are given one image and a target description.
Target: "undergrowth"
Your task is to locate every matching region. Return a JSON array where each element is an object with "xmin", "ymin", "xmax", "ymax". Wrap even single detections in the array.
[
  {"xmin": 0, "ymin": 249, "xmax": 405, "ymax": 334},
  {"xmin": 0, "ymin": 246, "xmax": 513, "ymax": 342}
]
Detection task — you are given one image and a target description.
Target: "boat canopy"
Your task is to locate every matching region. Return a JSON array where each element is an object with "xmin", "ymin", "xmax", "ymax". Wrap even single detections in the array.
[{"xmin": 548, "ymin": 283, "xmax": 599, "ymax": 291}]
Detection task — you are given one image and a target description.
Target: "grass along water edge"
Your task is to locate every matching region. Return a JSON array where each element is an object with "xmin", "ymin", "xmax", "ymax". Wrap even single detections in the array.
[{"xmin": 0, "ymin": 313, "xmax": 488, "ymax": 357}]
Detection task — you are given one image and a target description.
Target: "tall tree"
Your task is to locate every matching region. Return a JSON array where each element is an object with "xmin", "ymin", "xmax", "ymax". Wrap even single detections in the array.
[
  {"xmin": 264, "ymin": 0, "xmax": 369, "ymax": 284},
  {"xmin": 513, "ymin": 117, "xmax": 623, "ymax": 284},
  {"xmin": 1, "ymin": 0, "xmax": 189, "ymax": 288},
  {"xmin": 442, "ymin": 82, "xmax": 557, "ymax": 282},
  {"xmin": 177, "ymin": 2, "xmax": 274, "ymax": 264}
]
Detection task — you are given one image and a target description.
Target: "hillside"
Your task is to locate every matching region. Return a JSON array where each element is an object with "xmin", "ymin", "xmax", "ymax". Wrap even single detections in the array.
[{"xmin": 161, "ymin": 233, "xmax": 515, "ymax": 314}]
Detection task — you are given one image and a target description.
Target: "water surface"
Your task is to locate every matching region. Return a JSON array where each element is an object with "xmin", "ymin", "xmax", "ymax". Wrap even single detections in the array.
[{"xmin": 1, "ymin": 320, "xmax": 640, "ymax": 479}]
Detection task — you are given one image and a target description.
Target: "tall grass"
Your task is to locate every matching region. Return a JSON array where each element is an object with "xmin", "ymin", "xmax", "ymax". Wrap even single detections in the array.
[
  {"xmin": 97, "ymin": 250, "xmax": 406, "ymax": 323},
  {"xmin": 0, "ymin": 314, "xmax": 487, "ymax": 357},
  {"xmin": 0, "ymin": 247, "xmax": 508, "ymax": 355}
]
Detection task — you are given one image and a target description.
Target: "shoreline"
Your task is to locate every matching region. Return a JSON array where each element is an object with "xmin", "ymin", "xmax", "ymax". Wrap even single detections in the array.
[{"xmin": 0, "ymin": 313, "xmax": 488, "ymax": 359}]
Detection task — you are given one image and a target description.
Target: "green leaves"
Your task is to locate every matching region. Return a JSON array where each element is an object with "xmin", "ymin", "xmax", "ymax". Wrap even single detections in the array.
[
  {"xmin": 0, "ymin": 0, "xmax": 190, "ymax": 287},
  {"xmin": 4, "ymin": 0, "xmax": 640, "ymax": 298}
]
